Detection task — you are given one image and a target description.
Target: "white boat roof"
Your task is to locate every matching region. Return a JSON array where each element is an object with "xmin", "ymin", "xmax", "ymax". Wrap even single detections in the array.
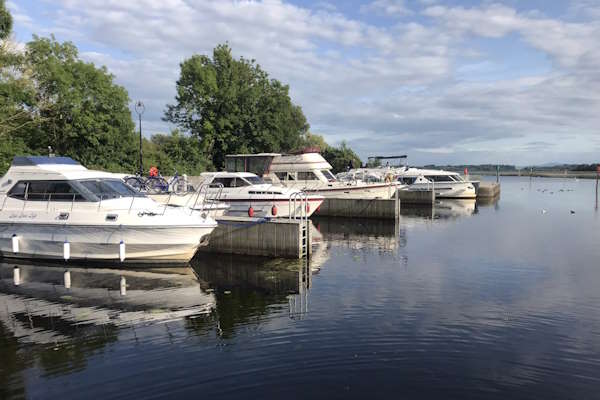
[
  {"xmin": 270, "ymin": 152, "xmax": 332, "ymax": 171},
  {"xmin": 402, "ymin": 167, "xmax": 460, "ymax": 176},
  {"xmin": 1, "ymin": 156, "xmax": 123, "ymax": 185},
  {"xmin": 200, "ymin": 171, "xmax": 259, "ymax": 178},
  {"xmin": 226, "ymin": 153, "xmax": 281, "ymax": 158}
]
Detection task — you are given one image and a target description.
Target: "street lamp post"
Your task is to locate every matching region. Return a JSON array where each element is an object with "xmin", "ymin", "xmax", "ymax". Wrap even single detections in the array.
[{"xmin": 134, "ymin": 101, "xmax": 145, "ymax": 176}]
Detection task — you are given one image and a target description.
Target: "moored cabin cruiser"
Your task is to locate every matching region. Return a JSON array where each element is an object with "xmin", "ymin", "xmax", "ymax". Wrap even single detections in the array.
[
  {"xmin": 200, "ymin": 171, "xmax": 323, "ymax": 218},
  {"xmin": 0, "ymin": 157, "xmax": 217, "ymax": 264},
  {"xmin": 395, "ymin": 167, "xmax": 477, "ymax": 199},
  {"xmin": 225, "ymin": 152, "xmax": 401, "ymax": 199}
]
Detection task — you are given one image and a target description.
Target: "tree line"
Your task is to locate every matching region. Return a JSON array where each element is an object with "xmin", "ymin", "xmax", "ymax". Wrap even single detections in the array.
[{"xmin": 0, "ymin": 2, "xmax": 360, "ymax": 176}]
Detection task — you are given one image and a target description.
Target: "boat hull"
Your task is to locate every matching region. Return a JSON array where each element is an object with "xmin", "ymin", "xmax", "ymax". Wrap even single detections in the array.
[
  {"xmin": 403, "ymin": 182, "xmax": 476, "ymax": 199},
  {"xmin": 0, "ymin": 224, "xmax": 215, "ymax": 265},
  {"xmin": 299, "ymin": 183, "xmax": 399, "ymax": 199},
  {"xmin": 222, "ymin": 198, "xmax": 324, "ymax": 218}
]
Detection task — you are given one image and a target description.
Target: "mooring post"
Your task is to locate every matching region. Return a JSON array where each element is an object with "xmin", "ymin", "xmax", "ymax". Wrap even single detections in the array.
[
  {"xmin": 496, "ymin": 165, "xmax": 500, "ymax": 183},
  {"xmin": 64, "ymin": 270, "xmax": 71, "ymax": 289},
  {"xmin": 13, "ymin": 266, "xmax": 20, "ymax": 286},
  {"xmin": 596, "ymin": 164, "xmax": 600, "ymax": 210}
]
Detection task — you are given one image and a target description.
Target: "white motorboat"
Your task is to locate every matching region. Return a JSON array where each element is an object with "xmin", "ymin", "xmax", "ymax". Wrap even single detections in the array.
[
  {"xmin": 396, "ymin": 167, "xmax": 477, "ymax": 199},
  {"xmin": 226, "ymin": 152, "xmax": 401, "ymax": 199},
  {"xmin": 149, "ymin": 192, "xmax": 230, "ymax": 217},
  {"xmin": 0, "ymin": 157, "xmax": 218, "ymax": 264},
  {"xmin": 199, "ymin": 171, "xmax": 324, "ymax": 218}
]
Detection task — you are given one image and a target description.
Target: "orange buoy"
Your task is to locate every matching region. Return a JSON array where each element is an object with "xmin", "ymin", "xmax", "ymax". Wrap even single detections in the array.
[{"xmin": 248, "ymin": 206, "xmax": 254, "ymax": 217}]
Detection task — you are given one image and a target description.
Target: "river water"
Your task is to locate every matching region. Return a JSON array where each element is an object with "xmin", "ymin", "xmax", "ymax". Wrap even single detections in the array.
[{"xmin": 1, "ymin": 176, "xmax": 600, "ymax": 399}]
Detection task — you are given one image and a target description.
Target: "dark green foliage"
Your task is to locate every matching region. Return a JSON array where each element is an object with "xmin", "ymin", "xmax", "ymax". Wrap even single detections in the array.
[
  {"xmin": 164, "ymin": 43, "xmax": 309, "ymax": 169},
  {"xmin": 1, "ymin": 35, "xmax": 138, "ymax": 173},
  {"xmin": 142, "ymin": 130, "xmax": 212, "ymax": 175},
  {"xmin": 0, "ymin": 0, "xmax": 12, "ymax": 40},
  {"xmin": 322, "ymin": 141, "xmax": 363, "ymax": 174}
]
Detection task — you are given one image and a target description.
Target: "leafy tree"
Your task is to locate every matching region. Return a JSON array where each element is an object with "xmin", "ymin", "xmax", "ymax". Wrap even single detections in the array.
[
  {"xmin": 142, "ymin": 130, "xmax": 211, "ymax": 175},
  {"xmin": 322, "ymin": 141, "xmax": 362, "ymax": 174},
  {"xmin": 165, "ymin": 43, "xmax": 309, "ymax": 169},
  {"xmin": 0, "ymin": 0, "xmax": 12, "ymax": 40},
  {"xmin": 298, "ymin": 133, "xmax": 363, "ymax": 174},
  {"xmin": 0, "ymin": 35, "xmax": 139, "ymax": 173},
  {"xmin": 23, "ymin": 36, "xmax": 138, "ymax": 171}
]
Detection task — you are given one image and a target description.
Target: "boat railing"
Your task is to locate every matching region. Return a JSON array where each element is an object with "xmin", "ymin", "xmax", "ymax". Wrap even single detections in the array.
[
  {"xmin": 3, "ymin": 192, "xmax": 155, "ymax": 214},
  {"xmin": 188, "ymin": 182, "xmax": 224, "ymax": 218},
  {"xmin": 288, "ymin": 191, "xmax": 308, "ymax": 222}
]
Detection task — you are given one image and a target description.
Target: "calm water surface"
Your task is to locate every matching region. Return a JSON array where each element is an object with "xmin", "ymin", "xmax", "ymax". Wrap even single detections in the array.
[{"xmin": 1, "ymin": 177, "xmax": 600, "ymax": 399}]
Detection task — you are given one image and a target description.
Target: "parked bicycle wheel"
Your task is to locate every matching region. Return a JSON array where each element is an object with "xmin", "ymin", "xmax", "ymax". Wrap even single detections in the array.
[
  {"xmin": 171, "ymin": 176, "xmax": 189, "ymax": 195},
  {"xmin": 146, "ymin": 176, "xmax": 169, "ymax": 194},
  {"xmin": 124, "ymin": 176, "xmax": 147, "ymax": 192}
]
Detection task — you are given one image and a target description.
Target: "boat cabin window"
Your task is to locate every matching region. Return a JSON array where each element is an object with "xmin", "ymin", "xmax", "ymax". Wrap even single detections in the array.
[
  {"xmin": 398, "ymin": 177, "xmax": 417, "ymax": 184},
  {"xmin": 7, "ymin": 181, "xmax": 27, "ymax": 199},
  {"xmin": 8, "ymin": 180, "xmax": 85, "ymax": 201},
  {"xmin": 298, "ymin": 171, "xmax": 319, "ymax": 180},
  {"xmin": 321, "ymin": 170, "xmax": 337, "ymax": 181},
  {"xmin": 244, "ymin": 176, "xmax": 264, "ymax": 185},
  {"xmin": 234, "ymin": 178, "xmax": 250, "ymax": 187},
  {"xmin": 429, "ymin": 175, "xmax": 454, "ymax": 182},
  {"xmin": 274, "ymin": 172, "xmax": 296, "ymax": 181},
  {"xmin": 78, "ymin": 179, "xmax": 143, "ymax": 200},
  {"xmin": 210, "ymin": 177, "xmax": 234, "ymax": 188}
]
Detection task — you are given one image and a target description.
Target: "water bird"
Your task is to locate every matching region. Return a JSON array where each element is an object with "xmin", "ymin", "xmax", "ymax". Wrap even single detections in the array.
[
  {"xmin": 541, "ymin": 209, "xmax": 548, "ymax": 214},
  {"xmin": 570, "ymin": 210, "xmax": 576, "ymax": 214}
]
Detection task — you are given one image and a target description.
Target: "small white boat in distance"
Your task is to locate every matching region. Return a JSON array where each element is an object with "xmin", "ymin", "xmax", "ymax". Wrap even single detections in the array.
[
  {"xmin": 396, "ymin": 167, "xmax": 477, "ymax": 199},
  {"xmin": 200, "ymin": 171, "xmax": 324, "ymax": 218},
  {"xmin": 226, "ymin": 152, "xmax": 400, "ymax": 199},
  {"xmin": 0, "ymin": 157, "xmax": 217, "ymax": 265}
]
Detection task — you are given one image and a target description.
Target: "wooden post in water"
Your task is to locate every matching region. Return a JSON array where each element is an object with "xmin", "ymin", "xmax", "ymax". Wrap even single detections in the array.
[
  {"xmin": 596, "ymin": 164, "xmax": 600, "ymax": 210},
  {"xmin": 496, "ymin": 165, "xmax": 500, "ymax": 183}
]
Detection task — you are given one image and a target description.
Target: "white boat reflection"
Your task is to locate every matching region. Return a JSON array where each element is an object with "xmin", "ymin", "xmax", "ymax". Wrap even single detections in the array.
[{"xmin": 0, "ymin": 262, "xmax": 215, "ymax": 345}]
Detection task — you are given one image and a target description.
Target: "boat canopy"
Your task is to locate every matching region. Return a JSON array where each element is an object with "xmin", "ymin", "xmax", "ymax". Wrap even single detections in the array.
[{"xmin": 225, "ymin": 153, "xmax": 280, "ymax": 176}]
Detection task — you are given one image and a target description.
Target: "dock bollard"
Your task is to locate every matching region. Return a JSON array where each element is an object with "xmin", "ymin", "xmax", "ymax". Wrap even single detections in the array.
[
  {"xmin": 63, "ymin": 240, "xmax": 70, "ymax": 261},
  {"xmin": 120, "ymin": 276, "xmax": 127, "ymax": 296},
  {"xmin": 12, "ymin": 235, "xmax": 19, "ymax": 253},
  {"xmin": 64, "ymin": 270, "xmax": 71, "ymax": 289},
  {"xmin": 119, "ymin": 240, "xmax": 126, "ymax": 262},
  {"xmin": 13, "ymin": 266, "xmax": 20, "ymax": 286}
]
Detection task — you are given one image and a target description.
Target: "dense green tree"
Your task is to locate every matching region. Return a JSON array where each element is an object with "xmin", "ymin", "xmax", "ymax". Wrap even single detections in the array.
[
  {"xmin": 322, "ymin": 141, "xmax": 362, "ymax": 173},
  {"xmin": 22, "ymin": 36, "xmax": 138, "ymax": 171},
  {"xmin": 142, "ymin": 130, "xmax": 212, "ymax": 175},
  {"xmin": 298, "ymin": 132, "xmax": 363, "ymax": 173},
  {"xmin": 164, "ymin": 43, "xmax": 309, "ymax": 169},
  {"xmin": 0, "ymin": 0, "xmax": 12, "ymax": 40},
  {"xmin": 0, "ymin": 35, "xmax": 138, "ymax": 173}
]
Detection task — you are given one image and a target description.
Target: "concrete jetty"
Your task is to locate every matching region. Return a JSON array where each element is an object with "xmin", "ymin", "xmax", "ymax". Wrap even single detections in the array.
[
  {"xmin": 314, "ymin": 198, "xmax": 401, "ymax": 219},
  {"xmin": 477, "ymin": 182, "xmax": 501, "ymax": 198},
  {"xmin": 199, "ymin": 216, "xmax": 310, "ymax": 259}
]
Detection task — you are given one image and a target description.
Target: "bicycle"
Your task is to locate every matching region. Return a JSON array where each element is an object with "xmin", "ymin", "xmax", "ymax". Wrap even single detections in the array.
[{"xmin": 124, "ymin": 172, "xmax": 188, "ymax": 195}]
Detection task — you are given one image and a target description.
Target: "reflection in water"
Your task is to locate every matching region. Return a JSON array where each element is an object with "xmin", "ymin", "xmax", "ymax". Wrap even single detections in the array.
[
  {"xmin": 3, "ymin": 177, "xmax": 600, "ymax": 399},
  {"xmin": 0, "ymin": 262, "xmax": 215, "ymax": 397},
  {"xmin": 191, "ymin": 253, "xmax": 316, "ymax": 336}
]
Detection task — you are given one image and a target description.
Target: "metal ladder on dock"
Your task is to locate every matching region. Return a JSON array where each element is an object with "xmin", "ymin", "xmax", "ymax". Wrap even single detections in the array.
[{"xmin": 289, "ymin": 192, "xmax": 309, "ymax": 258}]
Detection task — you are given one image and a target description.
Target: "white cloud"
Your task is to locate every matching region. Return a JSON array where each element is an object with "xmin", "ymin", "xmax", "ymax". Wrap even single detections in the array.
[
  {"xmin": 9, "ymin": 0, "xmax": 600, "ymax": 164},
  {"xmin": 361, "ymin": 0, "xmax": 413, "ymax": 16}
]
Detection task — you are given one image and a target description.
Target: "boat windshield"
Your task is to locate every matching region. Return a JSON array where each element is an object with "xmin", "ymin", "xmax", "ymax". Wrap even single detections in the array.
[
  {"xmin": 77, "ymin": 179, "xmax": 145, "ymax": 201},
  {"xmin": 244, "ymin": 176, "xmax": 265, "ymax": 185},
  {"xmin": 321, "ymin": 170, "xmax": 337, "ymax": 182}
]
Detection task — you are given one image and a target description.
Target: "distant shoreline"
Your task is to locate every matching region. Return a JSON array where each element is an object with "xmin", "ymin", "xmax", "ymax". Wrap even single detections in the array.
[{"xmin": 469, "ymin": 171, "xmax": 599, "ymax": 180}]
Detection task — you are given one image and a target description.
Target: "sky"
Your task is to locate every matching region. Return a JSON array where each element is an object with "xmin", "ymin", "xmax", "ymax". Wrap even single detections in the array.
[{"xmin": 6, "ymin": 0, "xmax": 600, "ymax": 165}]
